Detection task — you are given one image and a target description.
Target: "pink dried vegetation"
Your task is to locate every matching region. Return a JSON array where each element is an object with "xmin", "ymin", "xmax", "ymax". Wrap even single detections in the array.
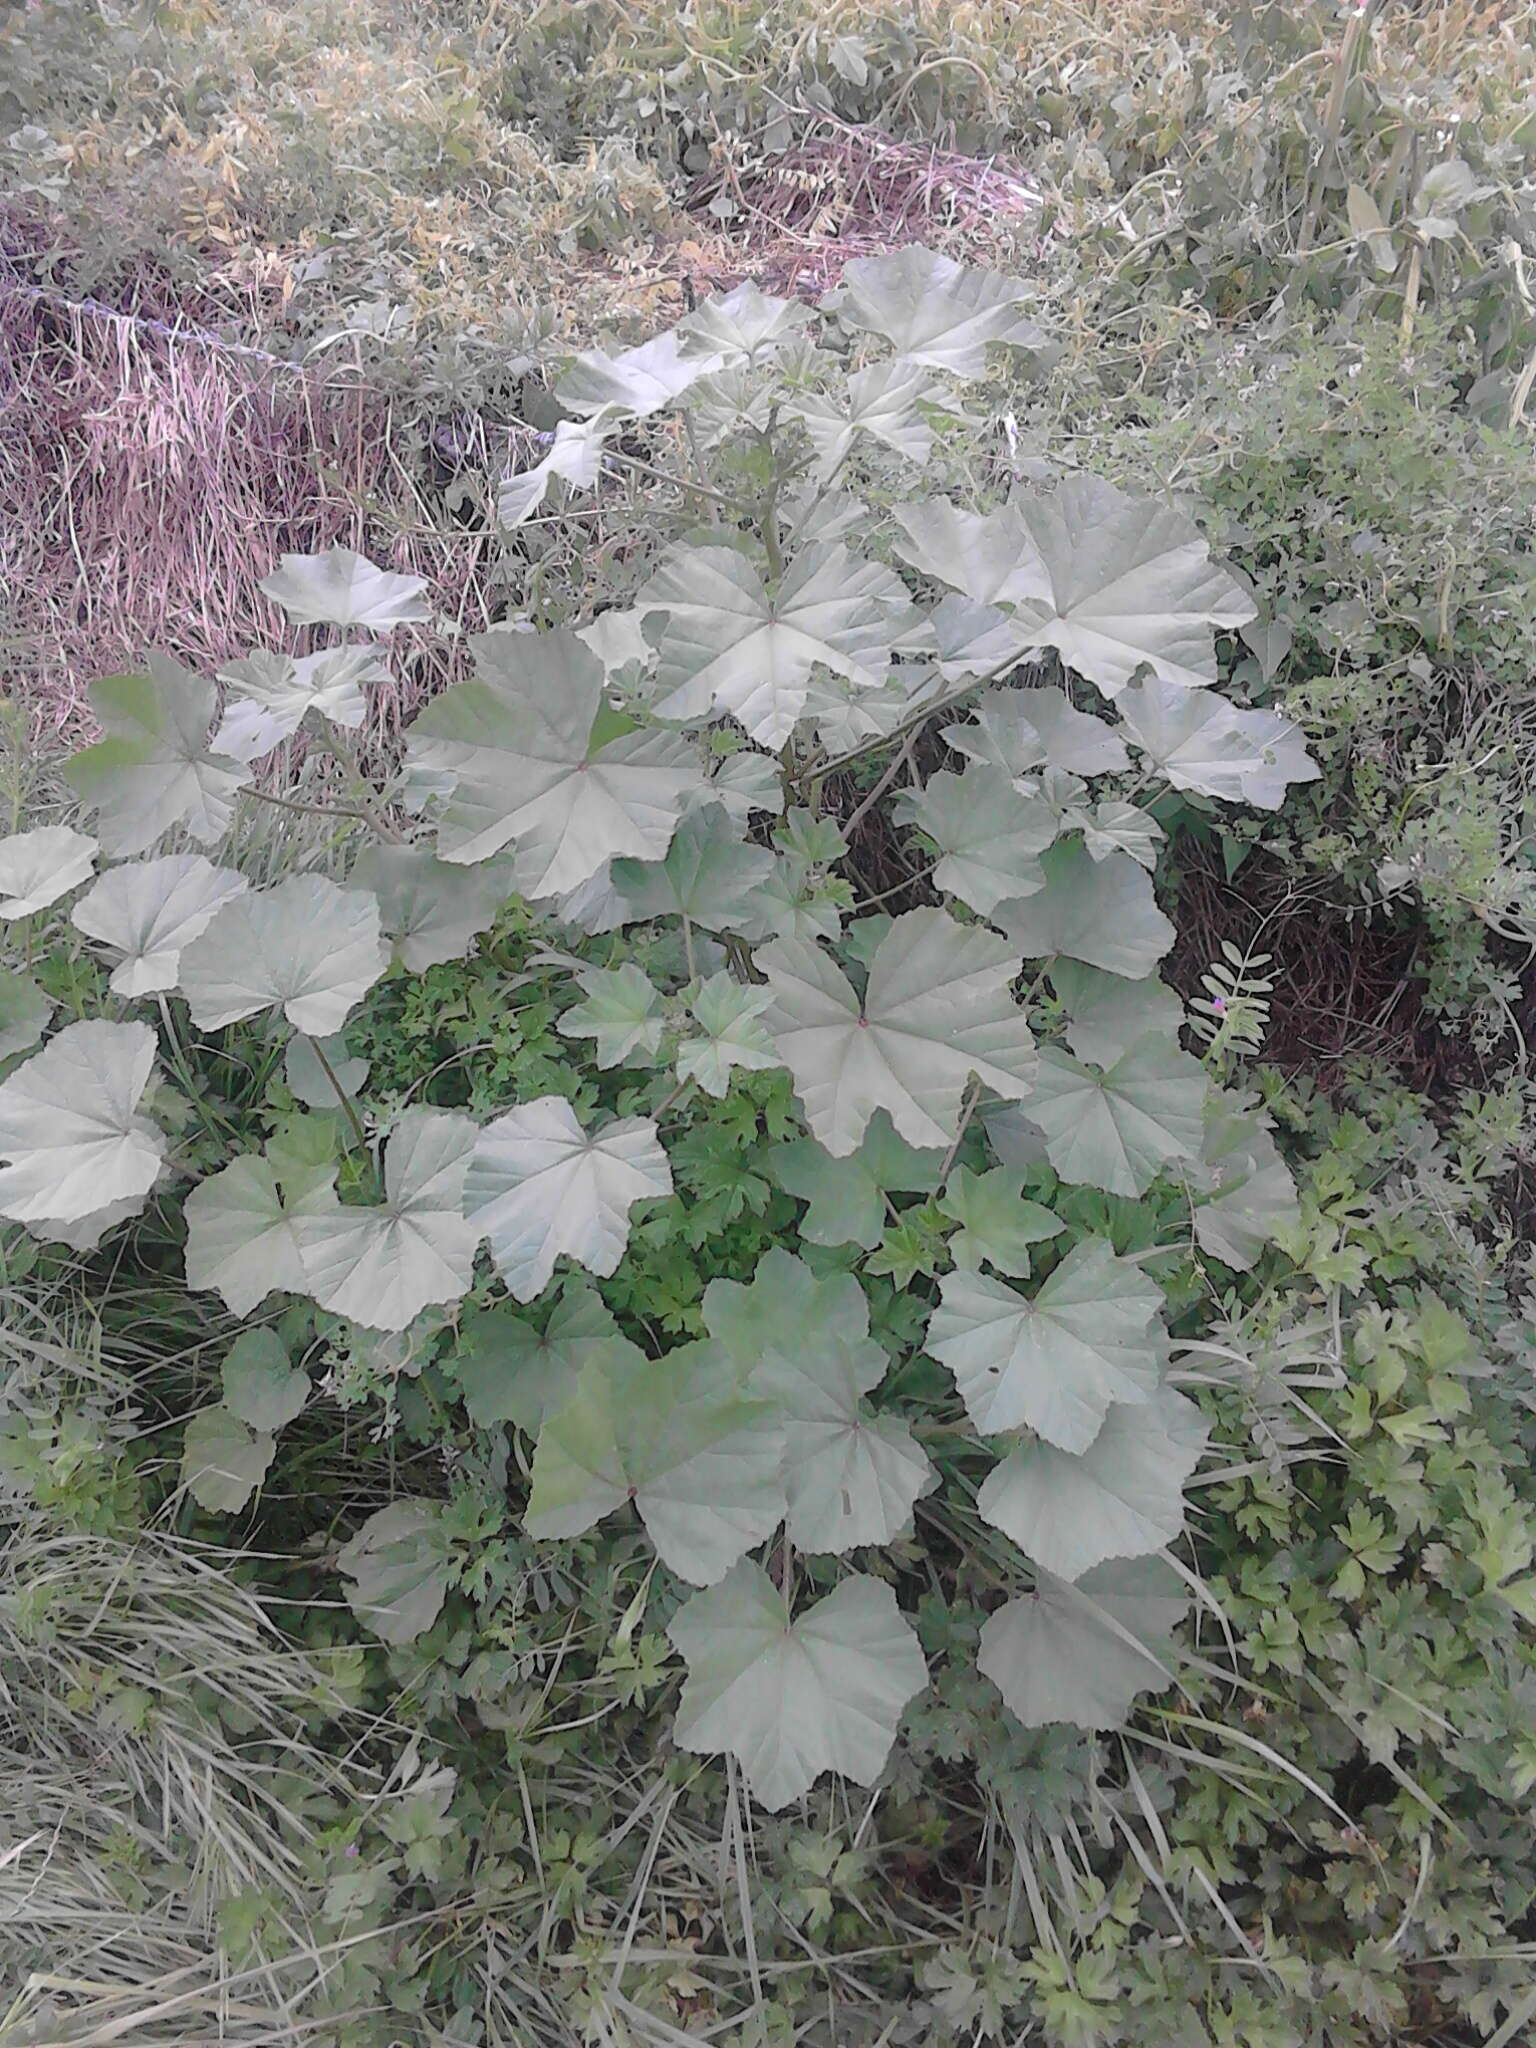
[
  {"xmin": 0, "ymin": 277, "xmax": 493, "ymax": 740},
  {"xmin": 684, "ymin": 118, "xmax": 1047, "ymax": 295}
]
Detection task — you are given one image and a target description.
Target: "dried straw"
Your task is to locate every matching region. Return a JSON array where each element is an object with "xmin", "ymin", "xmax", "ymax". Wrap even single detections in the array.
[
  {"xmin": 684, "ymin": 117, "xmax": 1048, "ymax": 295},
  {"xmin": 0, "ymin": 115, "xmax": 1049, "ymax": 732},
  {"xmin": 0, "ymin": 270, "xmax": 498, "ymax": 737}
]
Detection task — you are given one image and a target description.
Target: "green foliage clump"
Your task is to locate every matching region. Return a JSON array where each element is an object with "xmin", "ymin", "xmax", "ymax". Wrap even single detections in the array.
[
  {"xmin": 2, "ymin": 249, "xmax": 1535, "ymax": 2048},
  {"xmin": 1043, "ymin": 318, "xmax": 1536, "ymax": 1044}
]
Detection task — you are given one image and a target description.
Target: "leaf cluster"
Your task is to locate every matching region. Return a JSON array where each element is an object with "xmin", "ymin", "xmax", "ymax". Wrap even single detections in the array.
[{"xmin": 4, "ymin": 253, "xmax": 1324, "ymax": 1810}]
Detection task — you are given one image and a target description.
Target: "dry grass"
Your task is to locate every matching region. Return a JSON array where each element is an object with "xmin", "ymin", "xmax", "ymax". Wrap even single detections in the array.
[
  {"xmin": 681, "ymin": 116, "xmax": 1047, "ymax": 294},
  {"xmin": 0, "ymin": 1290, "xmax": 386, "ymax": 2044},
  {"xmin": 0, "ymin": 106, "xmax": 1051, "ymax": 729},
  {"xmin": 0, "ymin": 267, "xmax": 508, "ymax": 734},
  {"xmin": 0, "ymin": 1514, "xmax": 364, "ymax": 2040},
  {"xmin": 3, "ymin": 0, "xmax": 1530, "ymax": 723}
]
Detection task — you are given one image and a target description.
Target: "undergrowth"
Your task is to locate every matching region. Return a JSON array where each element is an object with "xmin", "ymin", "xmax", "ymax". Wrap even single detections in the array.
[{"xmin": 2, "ymin": 5, "xmax": 1536, "ymax": 2046}]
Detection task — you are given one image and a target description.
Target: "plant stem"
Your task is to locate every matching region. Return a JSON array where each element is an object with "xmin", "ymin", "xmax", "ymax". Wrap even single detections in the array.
[
  {"xmin": 609, "ymin": 448, "xmax": 754, "ymax": 516},
  {"xmin": 936, "ymin": 1080, "xmax": 981, "ymax": 1190},
  {"xmin": 306, "ymin": 1033, "xmax": 370, "ymax": 1154},
  {"xmin": 841, "ymin": 728, "xmax": 919, "ymax": 838},
  {"xmin": 678, "ymin": 408, "xmax": 712, "ymax": 522},
  {"xmin": 1298, "ymin": 0, "xmax": 1375, "ymax": 257},
  {"xmin": 311, "ymin": 726, "xmax": 405, "ymax": 843},
  {"xmin": 652, "ymin": 1075, "xmax": 696, "ymax": 1122},
  {"xmin": 154, "ymin": 993, "xmax": 237, "ymax": 1144},
  {"xmin": 759, "ymin": 408, "xmax": 785, "ymax": 584},
  {"xmin": 847, "ymin": 860, "xmax": 939, "ymax": 914},
  {"xmin": 243, "ymin": 786, "xmax": 379, "ymax": 832}
]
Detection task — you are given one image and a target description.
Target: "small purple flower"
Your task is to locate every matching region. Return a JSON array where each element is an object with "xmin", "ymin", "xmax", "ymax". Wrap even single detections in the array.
[{"xmin": 1211, "ymin": 996, "xmax": 1226, "ymax": 1014}]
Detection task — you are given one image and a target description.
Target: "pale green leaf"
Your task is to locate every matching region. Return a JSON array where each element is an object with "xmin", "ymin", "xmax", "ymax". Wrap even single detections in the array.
[
  {"xmin": 979, "ymin": 1557, "xmax": 1189, "ymax": 1730},
  {"xmin": 774, "ymin": 809, "xmax": 846, "ymax": 865},
  {"xmin": 214, "ymin": 644, "xmax": 387, "ymax": 757},
  {"xmin": 221, "ymin": 1327, "xmax": 310, "ymax": 1431},
  {"xmin": 977, "ymin": 1387, "xmax": 1209, "ymax": 1580},
  {"xmin": 982, "ymin": 1105, "xmax": 1050, "ymax": 1173},
  {"xmin": 1050, "ymin": 960, "xmax": 1185, "ymax": 1067},
  {"xmin": 337, "ymin": 1501, "xmax": 452, "ymax": 1644},
  {"xmin": 993, "ymin": 839, "xmax": 1174, "ymax": 980},
  {"xmin": 406, "ymin": 628, "xmax": 705, "ymax": 887},
  {"xmin": 558, "ymin": 962, "xmax": 665, "ymax": 1068},
  {"xmin": 1077, "ymin": 799, "xmax": 1164, "ymax": 870},
  {"xmin": 927, "ymin": 1238, "xmax": 1164, "ymax": 1450},
  {"xmin": 1346, "ymin": 182, "xmax": 1397, "ymax": 273},
  {"xmin": 1115, "ymin": 676, "xmax": 1320, "ymax": 809},
  {"xmin": 1026, "ymin": 1039, "xmax": 1208, "ymax": 1198},
  {"xmin": 904, "ymin": 481, "xmax": 1253, "ymax": 694},
  {"xmin": 813, "ymin": 896, "xmax": 883, "ymax": 955},
  {"xmin": 670, "ymin": 1563, "xmax": 928, "ymax": 1810},
  {"xmin": 0, "ymin": 969, "xmax": 51, "ymax": 1063},
  {"xmin": 638, "ymin": 543, "xmax": 916, "ymax": 751},
  {"xmin": 0, "ymin": 1020, "xmax": 164, "ymax": 1227},
  {"xmin": 750, "ymin": 1313, "xmax": 934, "ymax": 1554},
  {"xmin": 283, "ymin": 1032, "xmax": 370, "ymax": 1111},
  {"xmin": 789, "ymin": 359, "xmax": 943, "ymax": 478},
  {"xmin": 1187, "ymin": 1091, "xmax": 1299, "ymax": 1270},
  {"xmin": 0, "ymin": 826, "xmax": 97, "ymax": 918},
  {"xmin": 679, "ymin": 281, "xmax": 814, "ymax": 363},
  {"xmin": 576, "ymin": 604, "xmax": 653, "ymax": 679},
  {"xmin": 829, "ymin": 245, "xmax": 1045, "ymax": 376},
  {"xmin": 259, "ymin": 548, "xmax": 430, "ymax": 629},
  {"xmin": 351, "ymin": 843, "xmax": 511, "ymax": 972},
  {"xmin": 178, "ymin": 874, "xmax": 388, "ymax": 1035},
  {"xmin": 741, "ymin": 853, "xmax": 848, "ymax": 944},
  {"xmin": 609, "ymin": 804, "xmax": 778, "ymax": 934},
  {"xmin": 703, "ymin": 1247, "xmax": 871, "ymax": 1380},
  {"xmin": 465, "ymin": 1095, "xmax": 672, "ymax": 1301},
  {"xmin": 557, "ymin": 330, "xmax": 725, "ymax": 417},
  {"xmin": 1018, "ymin": 478, "xmax": 1257, "ymax": 694},
  {"xmin": 527, "ymin": 1340, "xmax": 783, "ymax": 1583},
  {"xmin": 802, "ymin": 659, "xmax": 951, "ymax": 757},
  {"xmin": 38, "ymin": 1193, "xmax": 154, "ymax": 1254},
  {"xmin": 346, "ymin": 1311, "xmax": 450, "ymax": 1383},
  {"xmin": 297, "ymin": 1108, "xmax": 480, "ymax": 1331},
  {"xmin": 1412, "ymin": 157, "xmax": 1492, "ymax": 232},
  {"xmin": 896, "ymin": 764, "xmax": 1056, "ymax": 916},
  {"xmin": 928, "ymin": 594, "xmax": 1041, "ymax": 680},
  {"xmin": 267, "ymin": 1114, "xmax": 341, "ymax": 1183},
  {"xmin": 64, "ymin": 659, "xmax": 250, "ymax": 857},
  {"xmin": 764, "ymin": 1114, "xmax": 944, "ymax": 1249},
  {"xmin": 781, "ymin": 1404, "xmax": 932, "ymax": 1553},
  {"xmin": 894, "ymin": 501, "xmax": 1047, "ymax": 607},
  {"xmin": 181, "ymin": 1405, "xmax": 274, "ymax": 1513},
  {"xmin": 498, "ymin": 414, "xmax": 615, "ymax": 527},
  {"xmin": 452, "ymin": 1277, "xmax": 644, "ymax": 1434},
  {"xmin": 675, "ymin": 974, "xmax": 780, "ymax": 1096},
  {"xmin": 545, "ymin": 862, "xmax": 628, "ymax": 936},
  {"xmin": 183, "ymin": 1149, "xmax": 341, "ymax": 1318},
  {"xmin": 943, "ymin": 684, "xmax": 1130, "ymax": 780},
  {"xmin": 759, "ymin": 908, "xmax": 1036, "ymax": 1156},
  {"xmin": 705, "ymin": 749, "xmax": 785, "ymax": 824},
  {"xmin": 935, "ymin": 1165, "xmax": 1064, "ymax": 1274},
  {"xmin": 72, "ymin": 853, "xmax": 249, "ymax": 997},
  {"xmin": 683, "ymin": 363, "xmax": 775, "ymax": 449}
]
